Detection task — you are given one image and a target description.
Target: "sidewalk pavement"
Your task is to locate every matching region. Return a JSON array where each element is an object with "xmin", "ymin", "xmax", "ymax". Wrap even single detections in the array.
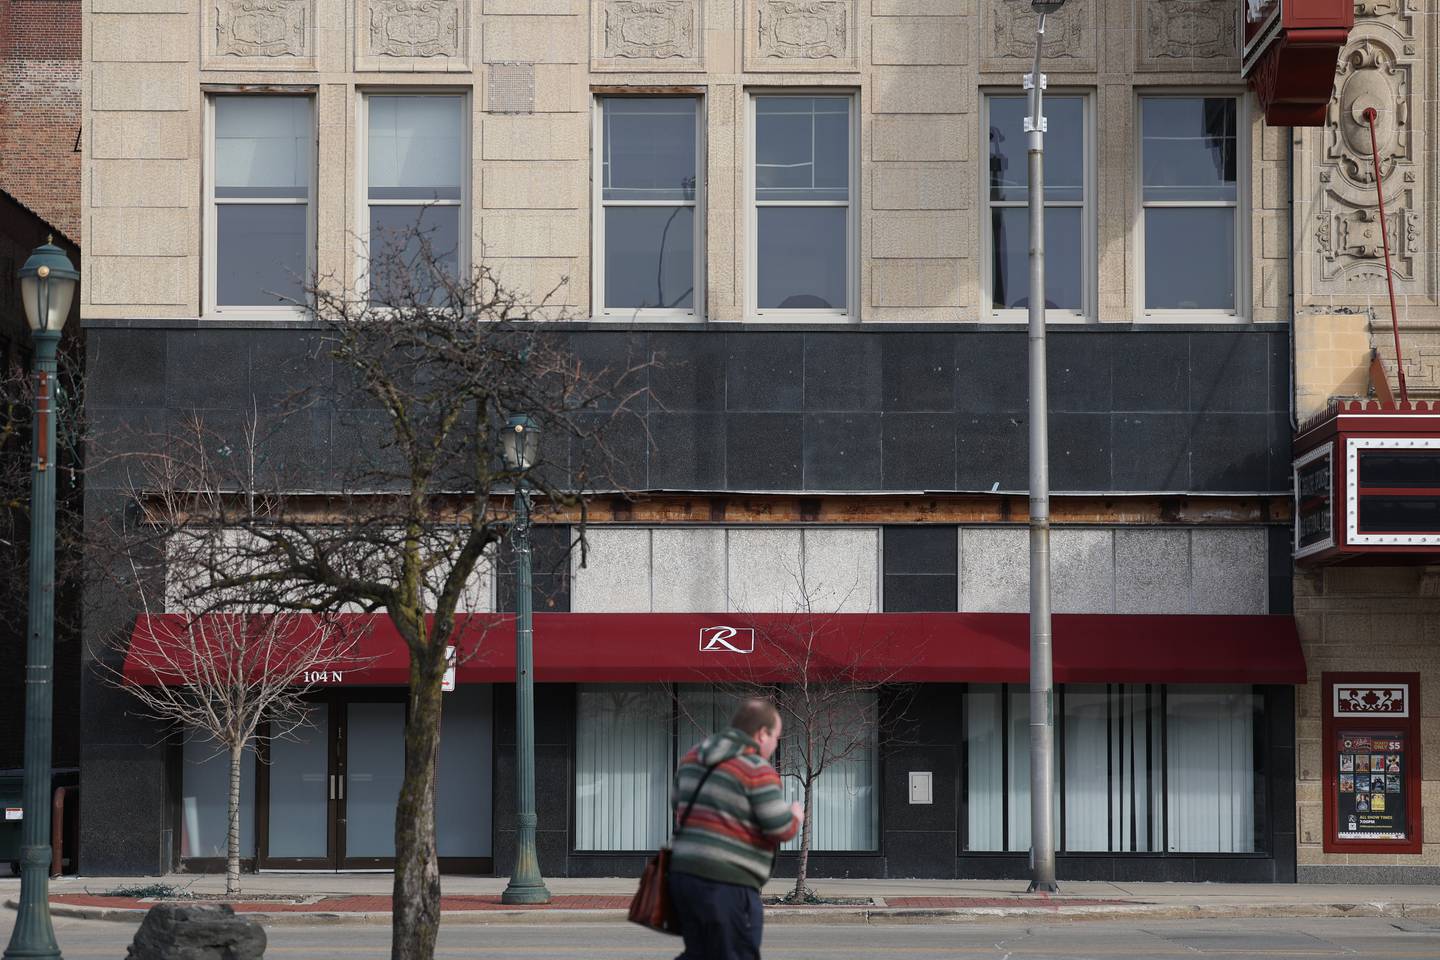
[{"xmin": 6, "ymin": 874, "xmax": 1440, "ymax": 925}]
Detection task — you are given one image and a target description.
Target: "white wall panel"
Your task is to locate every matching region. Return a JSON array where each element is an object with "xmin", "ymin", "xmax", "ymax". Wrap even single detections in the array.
[
  {"xmin": 726, "ymin": 528, "xmax": 804, "ymax": 612},
  {"xmin": 802, "ymin": 528, "xmax": 880, "ymax": 613},
  {"xmin": 652, "ymin": 528, "xmax": 728, "ymax": 612},
  {"xmin": 570, "ymin": 527, "xmax": 652, "ymax": 612}
]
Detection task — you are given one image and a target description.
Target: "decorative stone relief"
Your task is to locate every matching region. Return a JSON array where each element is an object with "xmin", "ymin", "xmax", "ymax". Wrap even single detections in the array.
[
  {"xmin": 1325, "ymin": 40, "xmax": 1410, "ymax": 185},
  {"xmin": 1139, "ymin": 0, "xmax": 1238, "ymax": 68},
  {"xmin": 213, "ymin": 0, "xmax": 313, "ymax": 59},
  {"xmin": 743, "ymin": 0, "xmax": 856, "ymax": 71},
  {"xmin": 366, "ymin": 0, "xmax": 462, "ymax": 58},
  {"xmin": 981, "ymin": 0, "xmax": 1094, "ymax": 71},
  {"xmin": 756, "ymin": 1, "xmax": 848, "ymax": 60},
  {"xmin": 593, "ymin": 0, "xmax": 703, "ymax": 71},
  {"xmin": 1299, "ymin": 20, "xmax": 1431, "ymax": 304}
]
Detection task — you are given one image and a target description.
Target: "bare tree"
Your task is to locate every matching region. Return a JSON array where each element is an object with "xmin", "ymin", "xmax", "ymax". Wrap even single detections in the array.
[
  {"xmin": 101, "ymin": 227, "xmax": 646, "ymax": 960},
  {"xmin": 705, "ymin": 572, "xmax": 913, "ymax": 903},
  {"xmin": 100, "ymin": 601, "xmax": 364, "ymax": 895}
]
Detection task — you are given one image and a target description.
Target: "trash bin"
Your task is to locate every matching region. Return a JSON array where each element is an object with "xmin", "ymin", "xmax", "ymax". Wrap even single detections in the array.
[{"xmin": 0, "ymin": 773, "xmax": 23, "ymax": 876}]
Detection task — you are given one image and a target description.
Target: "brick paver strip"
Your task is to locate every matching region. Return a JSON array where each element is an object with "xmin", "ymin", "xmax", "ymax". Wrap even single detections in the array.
[{"xmin": 885, "ymin": 897, "xmax": 1136, "ymax": 909}]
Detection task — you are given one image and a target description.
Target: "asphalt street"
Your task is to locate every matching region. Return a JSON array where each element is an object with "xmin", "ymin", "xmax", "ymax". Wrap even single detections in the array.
[{"xmin": 5, "ymin": 915, "xmax": 1440, "ymax": 959}]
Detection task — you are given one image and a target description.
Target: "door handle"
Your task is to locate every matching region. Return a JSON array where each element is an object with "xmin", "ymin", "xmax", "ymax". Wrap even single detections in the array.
[{"xmin": 329, "ymin": 774, "xmax": 337, "ymax": 801}]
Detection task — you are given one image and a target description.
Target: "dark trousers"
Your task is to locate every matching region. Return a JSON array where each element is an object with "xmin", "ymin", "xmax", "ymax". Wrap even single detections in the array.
[{"xmin": 668, "ymin": 870, "xmax": 764, "ymax": 960}]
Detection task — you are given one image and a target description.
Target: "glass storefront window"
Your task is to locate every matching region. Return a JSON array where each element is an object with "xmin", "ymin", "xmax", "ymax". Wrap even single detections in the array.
[
  {"xmin": 963, "ymin": 683, "xmax": 1261, "ymax": 854},
  {"xmin": 575, "ymin": 685, "xmax": 673, "ymax": 851},
  {"xmin": 576, "ymin": 683, "xmax": 881, "ymax": 853},
  {"xmin": 181, "ymin": 736, "xmax": 256, "ymax": 860}
]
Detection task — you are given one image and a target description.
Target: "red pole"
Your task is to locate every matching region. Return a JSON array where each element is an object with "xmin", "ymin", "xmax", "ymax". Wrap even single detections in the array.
[{"xmin": 1362, "ymin": 106, "xmax": 1408, "ymax": 405}]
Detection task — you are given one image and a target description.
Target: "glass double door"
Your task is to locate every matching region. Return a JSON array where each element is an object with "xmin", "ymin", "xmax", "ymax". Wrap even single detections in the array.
[
  {"xmin": 255, "ymin": 687, "xmax": 495, "ymax": 872},
  {"xmin": 258, "ymin": 695, "xmax": 406, "ymax": 870}
]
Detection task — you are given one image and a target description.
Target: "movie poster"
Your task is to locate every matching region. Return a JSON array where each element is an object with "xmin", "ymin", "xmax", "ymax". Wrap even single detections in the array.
[{"xmin": 1337, "ymin": 732, "xmax": 1409, "ymax": 840}]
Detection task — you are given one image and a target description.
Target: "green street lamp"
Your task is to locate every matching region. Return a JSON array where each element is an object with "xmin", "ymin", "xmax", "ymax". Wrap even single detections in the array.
[
  {"xmin": 5, "ymin": 238, "xmax": 78, "ymax": 960},
  {"xmin": 500, "ymin": 414, "xmax": 550, "ymax": 905}
]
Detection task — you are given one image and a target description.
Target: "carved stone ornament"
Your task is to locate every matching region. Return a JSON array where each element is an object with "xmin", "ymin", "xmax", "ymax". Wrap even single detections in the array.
[
  {"xmin": 1314, "ymin": 200, "xmax": 1421, "ymax": 283},
  {"xmin": 214, "ymin": 0, "xmax": 312, "ymax": 58},
  {"xmin": 1354, "ymin": 0, "xmax": 1414, "ymax": 39},
  {"xmin": 989, "ymin": 0, "xmax": 1090, "ymax": 61},
  {"xmin": 757, "ymin": 0, "xmax": 849, "ymax": 60},
  {"xmin": 1143, "ymin": 0, "xmax": 1238, "ymax": 61},
  {"xmin": 1325, "ymin": 39, "xmax": 1410, "ymax": 187},
  {"xmin": 365, "ymin": 0, "xmax": 463, "ymax": 59},
  {"xmin": 600, "ymin": 0, "xmax": 699, "ymax": 60}
]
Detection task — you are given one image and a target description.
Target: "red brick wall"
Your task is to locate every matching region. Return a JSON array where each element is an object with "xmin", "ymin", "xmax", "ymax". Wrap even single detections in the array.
[{"xmin": 0, "ymin": 0, "xmax": 81, "ymax": 241}]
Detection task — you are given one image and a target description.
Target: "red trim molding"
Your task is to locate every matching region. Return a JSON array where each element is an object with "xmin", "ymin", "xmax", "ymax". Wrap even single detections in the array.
[{"xmin": 1322, "ymin": 672, "xmax": 1423, "ymax": 855}]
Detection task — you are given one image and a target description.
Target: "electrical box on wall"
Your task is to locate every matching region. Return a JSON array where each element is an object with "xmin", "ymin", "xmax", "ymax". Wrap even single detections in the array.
[
  {"xmin": 908, "ymin": 771, "xmax": 933, "ymax": 805},
  {"xmin": 1294, "ymin": 402, "xmax": 1440, "ymax": 564}
]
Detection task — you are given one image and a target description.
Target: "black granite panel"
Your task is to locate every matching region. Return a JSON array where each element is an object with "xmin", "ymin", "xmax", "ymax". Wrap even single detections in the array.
[
  {"xmin": 955, "ymin": 333, "xmax": 1026, "ymax": 414},
  {"xmin": 955, "ymin": 414, "xmax": 1027, "ymax": 491},
  {"xmin": 1111, "ymin": 413, "xmax": 1190, "ymax": 491},
  {"xmin": 78, "ymin": 743, "xmax": 170, "ymax": 874},
  {"xmin": 1266, "ymin": 411, "xmax": 1292, "ymax": 491},
  {"xmin": 83, "ymin": 406, "xmax": 168, "ymax": 492},
  {"xmin": 1049, "ymin": 412, "xmax": 1111, "ymax": 491},
  {"xmin": 884, "ymin": 831, "xmax": 959, "ymax": 879},
  {"xmin": 883, "ymin": 745, "xmax": 957, "ymax": 833},
  {"xmin": 648, "ymin": 412, "xmax": 726, "ymax": 489},
  {"xmin": 1189, "ymin": 333, "xmax": 1270, "ymax": 413},
  {"xmin": 1267, "ymin": 527, "xmax": 1294, "ymax": 614},
  {"xmin": 770, "ymin": 854, "xmax": 885, "ymax": 879},
  {"xmin": 166, "ymin": 330, "xmax": 252, "ymax": 409},
  {"xmin": 802, "ymin": 413, "xmax": 883, "ymax": 490},
  {"xmin": 567, "ymin": 331, "xmax": 651, "ymax": 413},
  {"xmin": 726, "ymin": 334, "xmax": 803, "ymax": 412},
  {"xmin": 884, "ymin": 574, "xmax": 958, "ymax": 612},
  {"xmin": 804, "ymin": 333, "xmax": 882, "ymax": 411},
  {"xmin": 650, "ymin": 332, "xmax": 726, "ymax": 412},
  {"xmin": 884, "ymin": 526, "xmax": 958, "ymax": 577},
  {"xmin": 1189, "ymin": 412, "xmax": 1272, "ymax": 491},
  {"xmin": 883, "ymin": 413, "xmax": 957, "ymax": 490},
  {"xmin": 726, "ymin": 413, "xmax": 803, "ymax": 490},
  {"xmin": 566, "ymin": 855, "xmax": 651, "ymax": 877},
  {"xmin": 573, "ymin": 409, "xmax": 649, "ymax": 492},
  {"xmin": 883, "ymin": 334, "xmax": 956, "ymax": 412},
  {"xmin": 496, "ymin": 528, "xmax": 573, "ymax": 614},
  {"xmin": 1047, "ymin": 332, "xmax": 1114, "ymax": 412},
  {"xmin": 898, "ymin": 685, "xmax": 965, "ymax": 746},
  {"xmin": 1267, "ymin": 331, "xmax": 1290, "ymax": 418},
  {"xmin": 1112, "ymin": 334, "xmax": 1189, "ymax": 412},
  {"xmin": 87, "ymin": 329, "xmax": 168, "ymax": 408},
  {"xmin": 249, "ymin": 332, "xmax": 333, "ymax": 404}
]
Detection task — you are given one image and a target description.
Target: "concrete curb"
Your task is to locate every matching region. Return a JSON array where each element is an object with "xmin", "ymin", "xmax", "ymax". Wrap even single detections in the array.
[{"xmin": 12, "ymin": 897, "xmax": 1440, "ymax": 926}]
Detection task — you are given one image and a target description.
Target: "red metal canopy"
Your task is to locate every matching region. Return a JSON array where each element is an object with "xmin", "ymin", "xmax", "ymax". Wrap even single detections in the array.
[
  {"xmin": 1242, "ymin": 0, "xmax": 1354, "ymax": 127},
  {"xmin": 125, "ymin": 611, "xmax": 1306, "ymax": 687}
]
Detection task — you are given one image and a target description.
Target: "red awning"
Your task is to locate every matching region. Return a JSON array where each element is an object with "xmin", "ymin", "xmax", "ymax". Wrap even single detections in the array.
[{"xmin": 124, "ymin": 612, "xmax": 1306, "ymax": 687}]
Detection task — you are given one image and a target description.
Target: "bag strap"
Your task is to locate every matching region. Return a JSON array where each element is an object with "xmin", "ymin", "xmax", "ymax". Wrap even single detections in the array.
[{"xmin": 676, "ymin": 762, "xmax": 721, "ymax": 837}]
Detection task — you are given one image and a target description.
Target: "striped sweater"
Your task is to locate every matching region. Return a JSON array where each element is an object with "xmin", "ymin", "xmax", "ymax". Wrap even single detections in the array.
[{"xmin": 669, "ymin": 727, "xmax": 800, "ymax": 889}]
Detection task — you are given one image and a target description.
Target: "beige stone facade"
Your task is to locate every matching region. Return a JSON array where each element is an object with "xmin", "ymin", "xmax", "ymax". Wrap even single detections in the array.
[
  {"xmin": 82, "ymin": 0, "xmax": 1287, "ymax": 324},
  {"xmin": 1289, "ymin": 2, "xmax": 1440, "ymax": 881}
]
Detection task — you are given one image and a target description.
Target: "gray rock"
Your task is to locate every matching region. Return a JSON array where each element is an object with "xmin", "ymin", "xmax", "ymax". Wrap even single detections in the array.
[{"xmin": 125, "ymin": 902, "xmax": 266, "ymax": 960}]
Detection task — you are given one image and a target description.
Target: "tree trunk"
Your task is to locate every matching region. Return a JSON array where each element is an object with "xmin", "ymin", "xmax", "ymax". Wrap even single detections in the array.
[
  {"xmin": 226, "ymin": 741, "xmax": 243, "ymax": 897},
  {"xmin": 794, "ymin": 772, "xmax": 815, "ymax": 901},
  {"xmin": 391, "ymin": 640, "xmax": 447, "ymax": 960}
]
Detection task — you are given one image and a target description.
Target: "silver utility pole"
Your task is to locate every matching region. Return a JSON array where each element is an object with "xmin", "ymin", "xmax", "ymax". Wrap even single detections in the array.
[{"xmin": 1025, "ymin": 0, "xmax": 1064, "ymax": 895}]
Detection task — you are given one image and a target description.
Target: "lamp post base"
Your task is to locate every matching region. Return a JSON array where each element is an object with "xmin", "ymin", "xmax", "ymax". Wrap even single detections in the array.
[
  {"xmin": 1026, "ymin": 879, "xmax": 1060, "ymax": 894},
  {"xmin": 499, "ymin": 879, "xmax": 553, "ymax": 906}
]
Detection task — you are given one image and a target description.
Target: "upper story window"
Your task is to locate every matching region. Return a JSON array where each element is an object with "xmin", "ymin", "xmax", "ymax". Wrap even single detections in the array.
[
  {"xmin": 207, "ymin": 95, "xmax": 313, "ymax": 314},
  {"xmin": 594, "ymin": 97, "xmax": 702, "ymax": 318},
  {"xmin": 750, "ymin": 94, "xmax": 855, "ymax": 319},
  {"xmin": 364, "ymin": 93, "xmax": 466, "ymax": 303},
  {"xmin": 986, "ymin": 93, "xmax": 1090, "ymax": 320},
  {"xmin": 1140, "ymin": 95, "xmax": 1243, "ymax": 317}
]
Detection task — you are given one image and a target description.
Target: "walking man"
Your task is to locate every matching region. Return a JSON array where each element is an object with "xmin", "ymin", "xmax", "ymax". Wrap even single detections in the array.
[{"xmin": 668, "ymin": 698, "xmax": 803, "ymax": 960}]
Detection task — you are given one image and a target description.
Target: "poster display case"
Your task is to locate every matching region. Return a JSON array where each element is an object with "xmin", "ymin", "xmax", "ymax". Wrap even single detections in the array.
[{"xmin": 1322, "ymin": 673, "xmax": 1422, "ymax": 854}]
